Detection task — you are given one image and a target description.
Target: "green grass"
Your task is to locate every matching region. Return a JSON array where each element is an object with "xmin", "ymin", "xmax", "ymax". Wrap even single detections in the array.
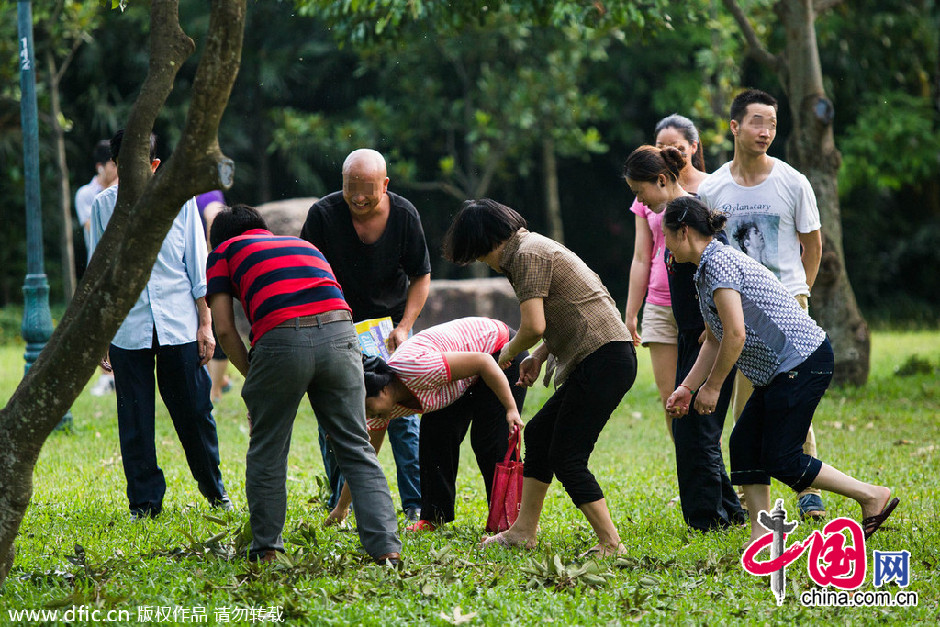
[{"xmin": 0, "ymin": 331, "xmax": 938, "ymax": 625}]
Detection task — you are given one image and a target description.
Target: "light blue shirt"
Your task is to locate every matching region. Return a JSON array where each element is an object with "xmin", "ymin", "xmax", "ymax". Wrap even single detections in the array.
[{"xmin": 89, "ymin": 185, "xmax": 207, "ymax": 350}]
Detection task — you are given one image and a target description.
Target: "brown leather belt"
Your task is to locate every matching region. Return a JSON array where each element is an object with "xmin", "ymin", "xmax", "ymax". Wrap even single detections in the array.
[{"xmin": 274, "ymin": 309, "xmax": 353, "ymax": 329}]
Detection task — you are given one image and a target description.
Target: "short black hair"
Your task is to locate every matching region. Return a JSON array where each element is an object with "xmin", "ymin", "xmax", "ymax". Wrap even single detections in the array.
[
  {"xmin": 93, "ymin": 140, "xmax": 112, "ymax": 165},
  {"xmin": 209, "ymin": 204, "xmax": 266, "ymax": 249},
  {"xmin": 733, "ymin": 221, "xmax": 760, "ymax": 250},
  {"xmin": 363, "ymin": 355, "xmax": 396, "ymax": 397},
  {"xmin": 663, "ymin": 196, "xmax": 727, "ymax": 237},
  {"xmin": 110, "ymin": 129, "xmax": 157, "ymax": 163},
  {"xmin": 442, "ymin": 198, "xmax": 527, "ymax": 265},
  {"xmin": 730, "ymin": 89, "xmax": 778, "ymax": 123}
]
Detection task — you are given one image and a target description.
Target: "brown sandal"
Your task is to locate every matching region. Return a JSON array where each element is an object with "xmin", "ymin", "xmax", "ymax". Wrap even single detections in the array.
[{"xmin": 862, "ymin": 497, "xmax": 899, "ymax": 540}]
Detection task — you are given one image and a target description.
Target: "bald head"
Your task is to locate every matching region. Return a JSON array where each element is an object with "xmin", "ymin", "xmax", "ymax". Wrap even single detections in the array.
[
  {"xmin": 342, "ymin": 149, "xmax": 387, "ymax": 178},
  {"xmin": 342, "ymin": 149, "xmax": 390, "ymax": 217}
]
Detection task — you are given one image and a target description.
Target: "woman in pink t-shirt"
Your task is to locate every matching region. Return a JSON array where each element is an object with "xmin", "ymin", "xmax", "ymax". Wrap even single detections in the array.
[
  {"xmin": 325, "ymin": 317, "xmax": 527, "ymax": 531},
  {"xmin": 622, "ymin": 115, "xmax": 709, "ymax": 440}
]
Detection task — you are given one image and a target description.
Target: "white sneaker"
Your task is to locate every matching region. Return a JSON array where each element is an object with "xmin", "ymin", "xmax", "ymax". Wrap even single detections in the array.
[{"xmin": 90, "ymin": 374, "xmax": 115, "ymax": 397}]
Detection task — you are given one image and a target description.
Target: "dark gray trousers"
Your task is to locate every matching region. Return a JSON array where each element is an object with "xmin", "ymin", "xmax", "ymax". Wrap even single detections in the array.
[{"xmin": 242, "ymin": 321, "xmax": 400, "ymax": 559}]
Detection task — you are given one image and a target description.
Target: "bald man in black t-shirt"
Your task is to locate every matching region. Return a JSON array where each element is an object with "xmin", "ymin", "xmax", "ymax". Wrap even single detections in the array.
[{"xmin": 301, "ymin": 149, "xmax": 431, "ymax": 524}]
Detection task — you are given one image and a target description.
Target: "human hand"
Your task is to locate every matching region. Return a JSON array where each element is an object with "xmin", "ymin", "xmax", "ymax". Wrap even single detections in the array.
[
  {"xmin": 323, "ymin": 507, "xmax": 348, "ymax": 527},
  {"xmin": 386, "ymin": 326, "xmax": 409, "ymax": 353},
  {"xmin": 516, "ymin": 354, "xmax": 543, "ymax": 387},
  {"xmin": 505, "ymin": 407, "xmax": 524, "ymax": 430},
  {"xmin": 497, "ymin": 344, "xmax": 517, "ymax": 370},
  {"xmin": 100, "ymin": 350, "xmax": 112, "ymax": 373},
  {"xmin": 196, "ymin": 324, "xmax": 215, "ymax": 366},
  {"xmin": 693, "ymin": 383, "xmax": 720, "ymax": 416},
  {"xmin": 666, "ymin": 386, "xmax": 692, "ymax": 418},
  {"xmin": 625, "ymin": 315, "xmax": 641, "ymax": 347},
  {"xmin": 697, "ymin": 329, "xmax": 707, "ymax": 345}
]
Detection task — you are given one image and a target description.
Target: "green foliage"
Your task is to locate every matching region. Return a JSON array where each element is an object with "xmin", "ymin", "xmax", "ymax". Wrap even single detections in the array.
[
  {"xmin": 295, "ymin": 0, "xmax": 673, "ymax": 44},
  {"xmin": 838, "ymin": 93, "xmax": 940, "ymax": 193},
  {"xmin": 1, "ymin": 331, "xmax": 938, "ymax": 622},
  {"xmin": 2, "ymin": 0, "xmax": 939, "ymax": 322},
  {"xmin": 273, "ymin": 5, "xmax": 622, "ymax": 202},
  {"xmin": 817, "ymin": 0, "xmax": 940, "ymax": 136}
]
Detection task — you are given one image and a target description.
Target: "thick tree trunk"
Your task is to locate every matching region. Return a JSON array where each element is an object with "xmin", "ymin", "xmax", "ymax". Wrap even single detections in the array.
[
  {"xmin": 542, "ymin": 137, "xmax": 565, "ymax": 244},
  {"xmin": 778, "ymin": 0, "xmax": 869, "ymax": 386},
  {"xmin": 47, "ymin": 51, "xmax": 77, "ymax": 302},
  {"xmin": 0, "ymin": 0, "xmax": 246, "ymax": 587}
]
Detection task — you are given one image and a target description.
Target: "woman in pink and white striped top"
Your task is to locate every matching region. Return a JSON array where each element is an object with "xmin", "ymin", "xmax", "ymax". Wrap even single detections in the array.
[{"xmin": 326, "ymin": 317, "xmax": 527, "ymax": 530}]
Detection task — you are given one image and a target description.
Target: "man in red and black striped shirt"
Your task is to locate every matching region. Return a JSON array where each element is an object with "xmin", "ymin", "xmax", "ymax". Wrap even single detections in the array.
[{"xmin": 206, "ymin": 204, "xmax": 401, "ymax": 565}]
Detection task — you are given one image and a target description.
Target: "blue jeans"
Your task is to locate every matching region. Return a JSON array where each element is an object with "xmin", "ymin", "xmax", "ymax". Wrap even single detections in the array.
[
  {"xmin": 319, "ymin": 413, "xmax": 421, "ymax": 511},
  {"xmin": 110, "ymin": 339, "xmax": 226, "ymax": 516},
  {"xmin": 244, "ymin": 322, "xmax": 400, "ymax": 559}
]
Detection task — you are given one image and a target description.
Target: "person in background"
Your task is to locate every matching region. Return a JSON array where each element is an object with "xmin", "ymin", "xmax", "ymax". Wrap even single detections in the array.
[
  {"xmin": 77, "ymin": 139, "xmax": 119, "ymax": 397},
  {"xmin": 207, "ymin": 204, "xmax": 401, "ymax": 564},
  {"xmin": 326, "ymin": 317, "xmax": 526, "ymax": 532},
  {"xmin": 89, "ymin": 130, "xmax": 230, "ymax": 519},
  {"xmin": 697, "ymin": 89, "xmax": 826, "ymax": 521},
  {"xmin": 623, "ymin": 141, "xmax": 745, "ymax": 531},
  {"xmin": 622, "ymin": 113, "xmax": 707, "ymax": 440},
  {"xmin": 300, "ymin": 148, "xmax": 430, "ymax": 524},
  {"xmin": 444, "ymin": 199, "xmax": 636, "ymax": 556},
  {"xmin": 663, "ymin": 196, "xmax": 897, "ymax": 546},
  {"xmin": 196, "ymin": 190, "xmax": 232, "ymax": 402}
]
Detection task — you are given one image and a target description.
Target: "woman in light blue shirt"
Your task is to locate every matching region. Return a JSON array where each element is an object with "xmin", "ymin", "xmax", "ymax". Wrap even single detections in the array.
[{"xmin": 662, "ymin": 196, "xmax": 898, "ymax": 547}]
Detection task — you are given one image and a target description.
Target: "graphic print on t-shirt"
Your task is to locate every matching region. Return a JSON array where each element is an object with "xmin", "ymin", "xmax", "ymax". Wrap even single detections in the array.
[{"xmin": 722, "ymin": 210, "xmax": 781, "ymax": 280}]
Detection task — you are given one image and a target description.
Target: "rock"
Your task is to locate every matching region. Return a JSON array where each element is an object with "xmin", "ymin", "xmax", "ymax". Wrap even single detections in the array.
[
  {"xmin": 256, "ymin": 196, "xmax": 318, "ymax": 237},
  {"xmin": 416, "ymin": 278, "xmax": 520, "ymax": 331}
]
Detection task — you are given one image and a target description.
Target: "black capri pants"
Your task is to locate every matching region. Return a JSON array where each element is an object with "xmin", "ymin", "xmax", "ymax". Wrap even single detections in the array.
[
  {"xmin": 522, "ymin": 341, "xmax": 636, "ymax": 506},
  {"xmin": 418, "ymin": 343, "xmax": 528, "ymax": 525}
]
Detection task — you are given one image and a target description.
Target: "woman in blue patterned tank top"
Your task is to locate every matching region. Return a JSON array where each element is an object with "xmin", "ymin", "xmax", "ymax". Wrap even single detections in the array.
[{"xmin": 661, "ymin": 196, "xmax": 898, "ymax": 547}]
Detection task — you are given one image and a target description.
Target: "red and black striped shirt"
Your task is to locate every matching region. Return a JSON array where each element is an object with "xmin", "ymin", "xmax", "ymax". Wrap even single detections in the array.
[{"xmin": 207, "ymin": 229, "xmax": 350, "ymax": 345}]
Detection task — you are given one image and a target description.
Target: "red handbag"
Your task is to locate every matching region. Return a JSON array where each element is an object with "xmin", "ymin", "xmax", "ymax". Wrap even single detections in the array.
[{"xmin": 485, "ymin": 426, "xmax": 524, "ymax": 533}]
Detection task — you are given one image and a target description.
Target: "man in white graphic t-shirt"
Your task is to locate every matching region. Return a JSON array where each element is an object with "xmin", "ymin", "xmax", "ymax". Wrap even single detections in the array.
[{"xmin": 697, "ymin": 88, "xmax": 825, "ymax": 521}]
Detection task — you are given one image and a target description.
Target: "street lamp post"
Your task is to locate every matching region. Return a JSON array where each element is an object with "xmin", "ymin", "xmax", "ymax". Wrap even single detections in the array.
[{"xmin": 17, "ymin": 0, "xmax": 71, "ymax": 431}]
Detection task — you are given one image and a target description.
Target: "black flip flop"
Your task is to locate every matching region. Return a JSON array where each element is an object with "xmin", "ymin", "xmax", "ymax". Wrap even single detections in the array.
[{"xmin": 862, "ymin": 497, "xmax": 899, "ymax": 540}]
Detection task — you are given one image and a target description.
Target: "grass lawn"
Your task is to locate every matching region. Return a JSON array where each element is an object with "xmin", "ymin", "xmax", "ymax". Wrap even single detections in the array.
[{"xmin": 0, "ymin": 330, "xmax": 937, "ymax": 625}]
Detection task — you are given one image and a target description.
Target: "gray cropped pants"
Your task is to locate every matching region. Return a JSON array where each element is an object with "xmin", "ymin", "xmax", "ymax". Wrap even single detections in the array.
[{"xmin": 242, "ymin": 320, "xmax": 400, "ymax": 559}]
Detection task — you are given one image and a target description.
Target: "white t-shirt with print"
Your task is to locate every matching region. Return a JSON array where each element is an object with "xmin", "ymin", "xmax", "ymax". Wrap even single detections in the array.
[{"xmin": 697, "ymin": 158, "xmax": 820, "ymax": 297}]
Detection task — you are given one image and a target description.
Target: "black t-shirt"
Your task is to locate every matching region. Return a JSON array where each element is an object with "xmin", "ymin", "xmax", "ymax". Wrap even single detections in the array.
[
  {"xmin": 666, "ymin": 230, "xmax": 730, "ymax": 332},
  {"xmin": 299, "ymin": 191, "xmax": 431, "ymax": 324}
]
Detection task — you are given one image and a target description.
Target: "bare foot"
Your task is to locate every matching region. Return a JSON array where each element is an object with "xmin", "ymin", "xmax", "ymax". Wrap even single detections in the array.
[
  {"xmin": 859, "ymin": 486, "xmax": 892, "ymax": 522},
  {"xmin": 580, "ymin": 542, "xmax": 626, "ymax": 558},
  {"xmin": 742, "ymin": 529, "xmax": 769, "ymax": 553},
  {"xmin": 480, "ymin": 530, "xmax": 537, "ymax": 550}
]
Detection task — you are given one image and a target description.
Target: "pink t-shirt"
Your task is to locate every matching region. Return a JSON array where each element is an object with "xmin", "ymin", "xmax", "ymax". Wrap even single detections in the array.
[
  {"xmin": 630, "ymin": 198, "xmax": 671, "ymax": 307},
  {"xmin": 367, "ymin": 317, "xmax": 511, "ymax": 430}
]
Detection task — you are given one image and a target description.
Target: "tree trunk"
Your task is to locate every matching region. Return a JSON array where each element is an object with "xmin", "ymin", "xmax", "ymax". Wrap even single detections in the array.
[
  {"xmin": 47, "ymin": 51, "xmax": 76, "ymax": 302},
  {"xmin": 542, "ymin": 137, "xmax": 565, "ymax": 244},
  {"xmin": 0, "ymin": 0, "xmax": 246, "ymax": 587},
  {"xmin": 777, "ymin": 0, "xmax": 870, "ymax": 386}
]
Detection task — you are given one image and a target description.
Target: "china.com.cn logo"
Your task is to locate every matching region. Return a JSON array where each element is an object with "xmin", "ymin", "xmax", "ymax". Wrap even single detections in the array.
[{"xmin": 740, "ymin": 499, "xmax": 910, "ymax": 606}]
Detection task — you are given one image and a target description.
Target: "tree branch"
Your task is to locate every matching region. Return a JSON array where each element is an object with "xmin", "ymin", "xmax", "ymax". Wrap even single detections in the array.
[
  {"xmin": 0, "ymin": 0, "xmax": 248, "ymax": 590},
  {"xmin": 721, "ymin": 0, "xmax": 782, "ymax": 72},
  {"xmin": 53, "ymin": 37, "xmax": 84, "ymax": 86}
]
